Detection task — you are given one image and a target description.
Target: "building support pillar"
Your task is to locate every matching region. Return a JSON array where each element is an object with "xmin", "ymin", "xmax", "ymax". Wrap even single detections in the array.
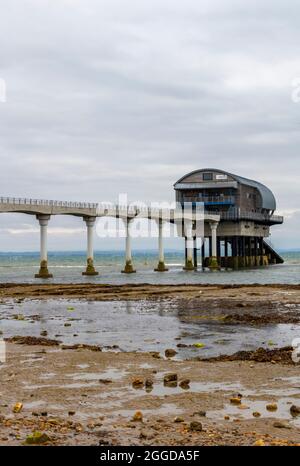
[
  {"xmin": 208, "ymin": 222, "xmax": 219, "ymax": 270},
  {"xmin": 232, "ymin": 236, "xmax": 239, "ymax": 270},
  {"xmin": 193, "ymin": 237, "xmax": 198, "ymax": 269},
  {"xmin": 201, "ymin": 238, "xmax": 205, "ymax": 270},
  {"xmin": 35, "ymin": 215, "xmax": 53, "ymax": 278},
  {"xmin": 183, "ymin": 220, "xmax": 194, "ymax": 270},
  {"xmin": 154, "ymin": 219, "xmax": 168, "ymax": 272},
  {"xmin": 224, "ymin": 237, "xmax": 229, "ymax": 268},
  {"xmin": 122, "ymin": 218, "xmax": 136, "ymax": 273},
  {"xmin": 82, "ymin": 217, "xmax": 98, "ymax": 276}
]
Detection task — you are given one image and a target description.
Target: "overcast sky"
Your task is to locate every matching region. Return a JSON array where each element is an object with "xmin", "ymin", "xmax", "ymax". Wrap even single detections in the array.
[{"xmin": 0, "ymin": 0, "xmax": 299, "ymax": 251}]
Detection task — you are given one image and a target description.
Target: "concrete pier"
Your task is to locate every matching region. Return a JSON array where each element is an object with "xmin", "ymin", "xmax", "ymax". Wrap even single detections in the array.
[
  {"xmin": 207, "ymin": 222, "xmax": 220, "ymax": 270},
  {"xmin": 183, "ymin": 220, "xmax": 194, "ymax": 270},
  {"xmin": 122, "ymin": 218, "xmax": 136, "ymax": 273},
  {"xmin": 154, "ymin": 219, "xmax": 168, "ymax": 272},
  {"xmin": 35, "ymin": 214, "xmax": 53, "ymax": 278},
  {"xmin": 82, "ymin": 217, "xmax": 98, "ymax": 276}
]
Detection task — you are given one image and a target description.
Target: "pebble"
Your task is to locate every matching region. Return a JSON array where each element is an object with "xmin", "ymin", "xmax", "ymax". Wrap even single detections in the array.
[
  {"xmin": 252, "ymin": 412, "xmax": 261, "ymax": 418},
  {"xmin": 174, "ymin": 416, "xmax": 184, "ymax": 423},
  {"xmin": 132, "ymin": 411, "xmax": 143, "ymax": 422},
  {"xmin": 230, "ymin": 397, "xmax": 242, "ymax": 405},
  {"xmin": 179, "ymin": 379, "xmax": 190, "ymax": 389},
  {"xmin": 165, "ymin": 349, "xmax": 177, "ymax": 358},
  {"xmin": 266, "ymin": 403, "xmax": 277, "ymax": 411},
  {"xmin": 132, "ymin": 378, "xmax": 144, "ymax": 388},
  {"xmin": 12, "ymin": 403, "xmax": 23, "ymax": 413},
  {"xmin": 290, "ymin": 405, "xmax": 300, "ymax": 416},
  {"xmin": 189, "ymin": 421, "xmax": 202, "ymax": 432},
  {"xmin": 145, "ymin": 378, "xmax": 153, "ymax": 388},
  {"xmin": 163, "ymin": 373, "xmax": 177, "ymax": 383}
]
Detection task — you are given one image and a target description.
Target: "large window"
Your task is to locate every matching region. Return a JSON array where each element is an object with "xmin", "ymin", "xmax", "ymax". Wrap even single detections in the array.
[{"xmin": 203, "ymin": 172, "xmax": 213, "ymax": 181}]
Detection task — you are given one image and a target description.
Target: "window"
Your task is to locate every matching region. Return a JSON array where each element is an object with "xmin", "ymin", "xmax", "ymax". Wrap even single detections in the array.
[{"xmin": 203, "ymin": 172, "xmax": 213, "ymax": 181}]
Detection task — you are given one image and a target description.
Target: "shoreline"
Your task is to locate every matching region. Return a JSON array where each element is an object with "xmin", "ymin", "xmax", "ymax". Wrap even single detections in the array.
[{"xmin": 1, "ymin": 282, "xmax": 300, "ymax": 300}]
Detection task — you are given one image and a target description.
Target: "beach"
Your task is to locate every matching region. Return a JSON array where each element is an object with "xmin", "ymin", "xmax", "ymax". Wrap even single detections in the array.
[{"xmin": 0, "ymin": 283, "xmax": 300, "ymax": 445}]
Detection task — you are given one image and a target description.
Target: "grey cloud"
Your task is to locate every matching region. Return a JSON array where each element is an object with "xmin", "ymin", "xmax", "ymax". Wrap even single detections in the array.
[{"xmin": 0, "ymin": 0, "xmax": 299, "ymax": 250}]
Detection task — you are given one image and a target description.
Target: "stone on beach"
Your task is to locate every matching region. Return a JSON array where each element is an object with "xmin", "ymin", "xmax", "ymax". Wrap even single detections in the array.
[
  {"xmin": 189, "ymin": 421, "xmax": 202, "ymax": 432},
  {"xmin": 266, "ymin": 403, "xmax": 278, "ymax": 411},
  {"xmin": 132, "ymin": 411, "xmax": 143, "ymax": 422},
  {"xmin": 290, "ymin": 405, "xmax": 300, "ymax": 417},
  {"xmin": 165, "ymin": 349, "xmax": 177, "ymax": 358},
  {"xmin": 179, "ymin": 379, "xmax": 190, "ymax": 389},
  {"xmin": 163, "ymin": 373, "xmax": 178, "ymax": 383}
]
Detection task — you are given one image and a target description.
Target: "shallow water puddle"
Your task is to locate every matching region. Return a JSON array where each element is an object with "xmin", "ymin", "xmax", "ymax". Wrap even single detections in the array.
[{"xmin": 208, "ymin": 397, "xmax": 300, "ymax": 427}]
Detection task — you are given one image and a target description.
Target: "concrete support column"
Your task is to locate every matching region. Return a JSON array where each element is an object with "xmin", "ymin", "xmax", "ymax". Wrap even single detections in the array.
[
  {"xmin": 122, "ymin": 218, "xmax": 136, "ymax": 273},
  {"xmin": 224, "ymin": 237, "xmax": 229, "ymax": 268},
  {"xmin": 154, "ymin": 219, "xmax": 168, "ymax": 272},
  {"xmin": 193, "ymin": 237, "xmax": 198, "ymax": 269},
  {"xmin": 232, "ymin": 236, "xmax": 239, "ymax": 270},
  {"xmin": 208, "ymin": 222, "xmax": 219, "ymax": 270},
  {"xmin": 201, "ymin": 238, "xmax": 205, "ymax": 270},
  {"xmin": 183, "ymin": 220, "xmax": 194, "ymax": 270},
  {"xmin": 35, "ymin": 215, "xmax": 53, "ymax": 278},
  {"xmin": 82, "ymin": 217, "xmax": 98, "ymax": 276}
]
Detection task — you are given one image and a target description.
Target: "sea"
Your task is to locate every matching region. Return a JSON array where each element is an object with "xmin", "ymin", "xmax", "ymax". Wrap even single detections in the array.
[{"xmin": 0, "ymin": 249, "xmax": 299, "ymax": 284}]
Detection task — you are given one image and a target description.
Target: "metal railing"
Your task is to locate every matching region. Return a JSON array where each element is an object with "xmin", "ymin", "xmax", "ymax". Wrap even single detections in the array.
[
  {"xmin": 198, "ymin": 195, "xmax": 235, "ymax": 204},
  {"xmin": 0, "ymin": 197, "xmax": 97, "ymax": 209},
  {"xmin": 206, "ymin": 209, "xmax": 283, "ymax": 224}
]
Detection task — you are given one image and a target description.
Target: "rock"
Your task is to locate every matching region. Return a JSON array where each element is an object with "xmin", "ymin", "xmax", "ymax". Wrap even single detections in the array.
[
  {"xmin": 64, "ymin": 323, "xmax": 71, "ymax": 327},
  {"xmin": 25, "ymin": 431, "xmax": 51, "ymax": 445},
  {"xmin": 230, "ymin": 397, "xmax": 242, "ymax": 405},
  {"xmin": 189, "ymin": 421, "xmax": 202, "ymax": 432},
  {"xmin": 290, "ymin": 405, "xmax": 300, "ymax": 417},
  {"xmin": 40, "ymin": 412, "xmax": 48, "ymax": 417},
  {"xmin": 224, "ymin": 415, "xmax": 230, "ymax": 420},
  {"xmin": 132, "ymin": 411, "xmax": 143, "ymax": 422},
  {"xmin": 145, "ymin": 378, "xmax": 153, "ymax": 388},
  {"xmin": 165, "ymin": 349, "xmax": 177, "ymax": 358},
  {"xmin": 40, "ymin": 331, "xmax": 48, "ymax": 336},
  {"xmin": 12, "ymin": 403, "xmax": 23, "ymax": 413},
  {"xmin": 253, "ymin": 439, "xmax": 265, "ymax": 446},
  {"xmin": 179, "ymin": 379, "xmax": 190, "ymax": 389},
  {"xmin": 266, "ymin": 403, "xmax": 277, "ymax": 411},
  {"xmin": 99, "ymin": 379, "xmax": 112, "ymax": 384},
  {"xmin": 132, "ymin": 378, "xmax": 144, "ymax": 388},
  {"xmin": 273, "ymin": 421, "xmax": 291, "ymax": 429},
  {"xmin": 68, "ymin": 411, "xmax": 76, "ymax": 416},
  {"xmin": 174, "ymin": 416, "xmax": 184, "ymax": 423},
  {"xmin": 163, "ymin": 373, "xmax": 177, "ymax": 383},
  {"xmin": 252, "ymin": 412, "xmax": 261, "ymax": 418}
]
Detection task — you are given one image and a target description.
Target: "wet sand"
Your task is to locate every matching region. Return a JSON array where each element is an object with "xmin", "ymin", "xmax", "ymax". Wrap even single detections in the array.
[
  {"xmin": 1, "ymin": 342, "xmax": 300, "ymax": 446},
  {"xmin": 0, "ymin": 283, "xmax": 300, "ymax": 445}
]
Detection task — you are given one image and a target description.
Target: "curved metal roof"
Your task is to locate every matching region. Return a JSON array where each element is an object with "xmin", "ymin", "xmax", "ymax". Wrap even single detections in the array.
[{"xmin": 174, "ymin": 168, "xmax": 276, "ymax": 211}]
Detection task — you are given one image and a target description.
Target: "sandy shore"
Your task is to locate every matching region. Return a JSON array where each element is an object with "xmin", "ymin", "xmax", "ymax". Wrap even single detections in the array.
[
  {"xmin": 0, "ymin": 342, "xmax": 300, "ymax": 446},
  {"xmin": 1, "ymin": 282, "xmax": 300, "ymax": 303},
  {"xmin": 0, "ymin": 283, "xmax": 299, "ymax": 446}
]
